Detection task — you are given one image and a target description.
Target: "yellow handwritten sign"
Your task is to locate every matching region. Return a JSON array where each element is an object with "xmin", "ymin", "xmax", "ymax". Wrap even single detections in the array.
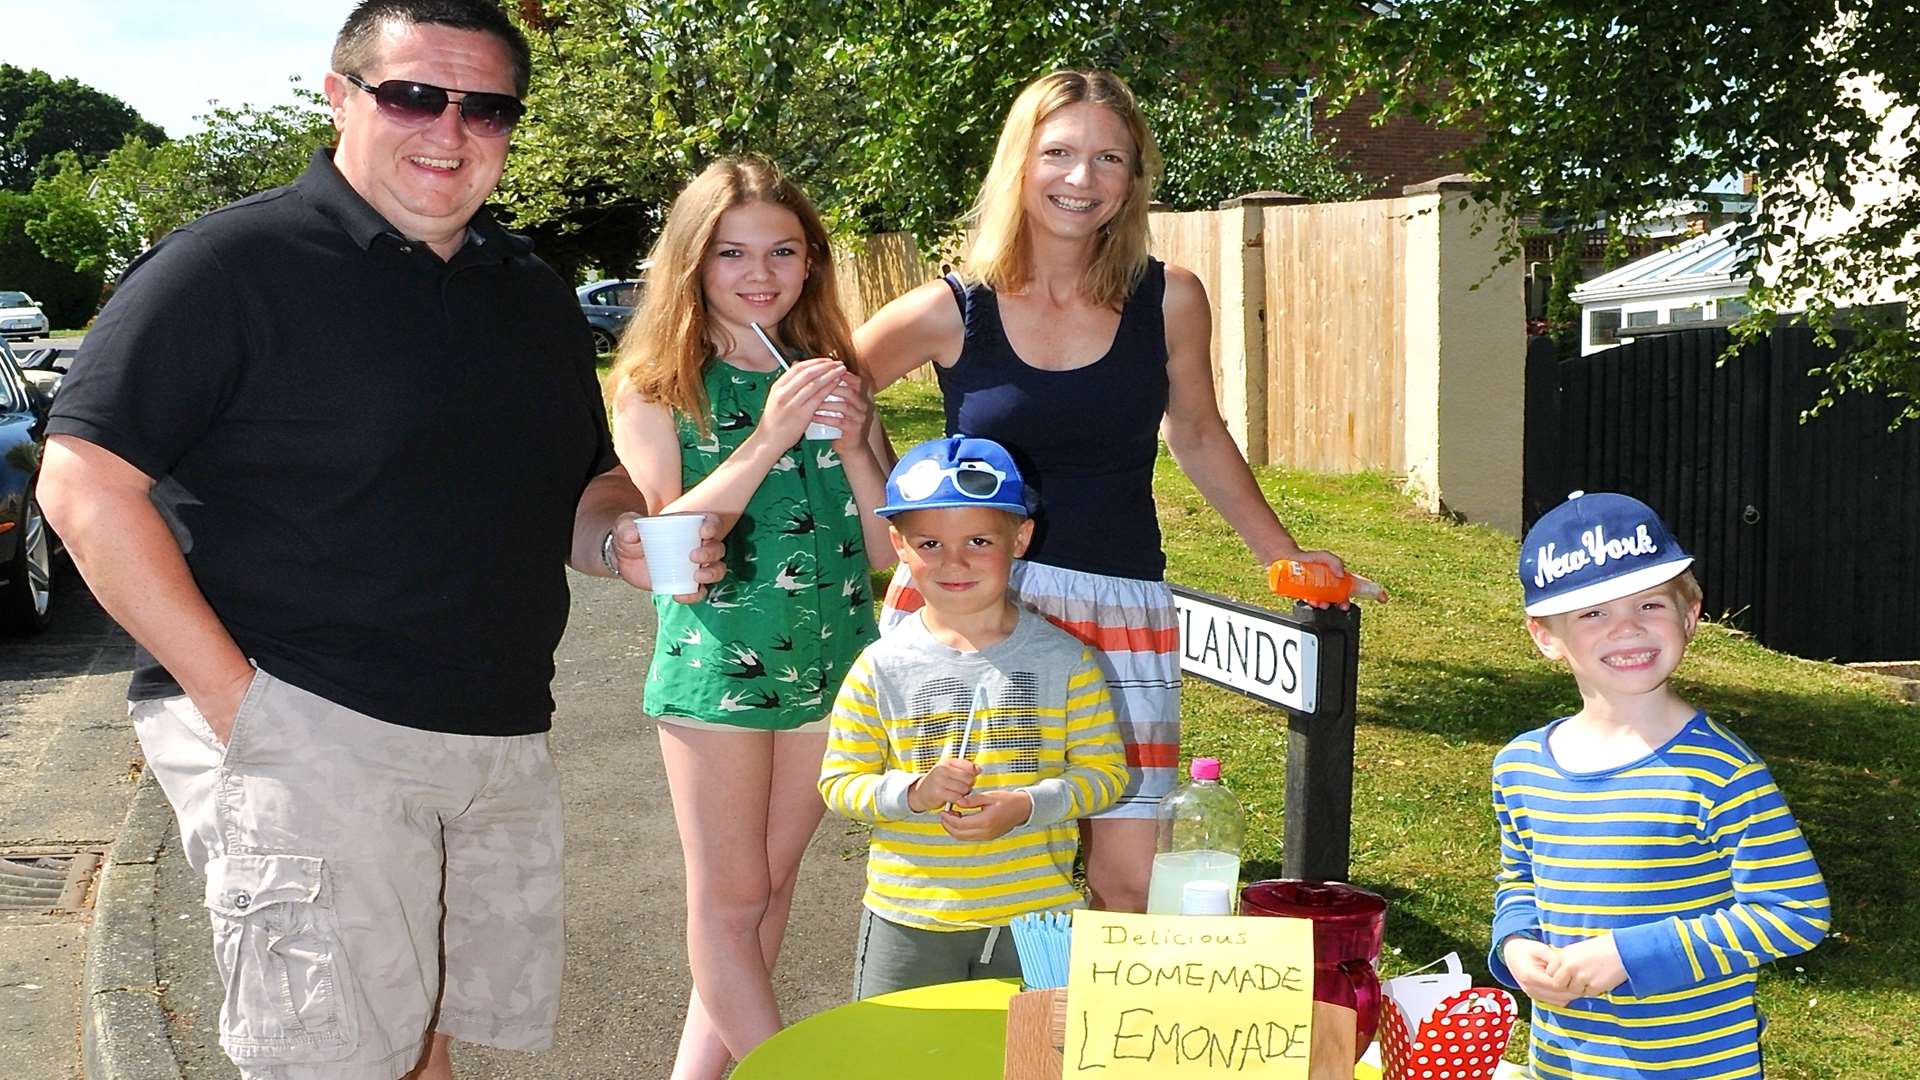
[{"xmin": 1065, "ymin": 911, "xmax": 1315, "ymax": 1078}]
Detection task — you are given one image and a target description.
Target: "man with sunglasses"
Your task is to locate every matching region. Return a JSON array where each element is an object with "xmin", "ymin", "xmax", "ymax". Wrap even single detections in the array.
[{"xmin": 39, "ymin": 3, "xmax": 718, "ymax": 1078}]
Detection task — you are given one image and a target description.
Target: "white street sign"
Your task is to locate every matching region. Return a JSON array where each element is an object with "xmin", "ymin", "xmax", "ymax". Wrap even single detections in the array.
[{"xmin": 1171, "ymin": 586, "xmax": 1319, "ymax": 714}]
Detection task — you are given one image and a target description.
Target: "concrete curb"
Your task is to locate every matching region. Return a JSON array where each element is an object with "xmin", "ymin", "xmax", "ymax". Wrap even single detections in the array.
[{"xmin": 82, "ymin": 772, "xmax": 184, "ymax": 1080}]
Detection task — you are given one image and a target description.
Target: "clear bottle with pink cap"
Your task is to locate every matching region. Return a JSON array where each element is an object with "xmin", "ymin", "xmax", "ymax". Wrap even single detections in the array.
[{"xmin": 1145, "ymin": 757, "xmax": 1246, "ymax": 914}]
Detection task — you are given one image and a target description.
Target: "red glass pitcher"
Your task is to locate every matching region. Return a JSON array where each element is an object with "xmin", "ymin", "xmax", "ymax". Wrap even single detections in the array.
[{"xmin": 1240, "ymin": 880, "xmax": 1387, "ymax": 1058}]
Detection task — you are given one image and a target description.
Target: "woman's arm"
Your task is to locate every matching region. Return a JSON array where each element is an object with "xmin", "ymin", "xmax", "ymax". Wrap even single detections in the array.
[
  {"xmin": 827, "ymin": 376, "xmax": 901, "ymax": 569},
  {"xmin": 610, "ymin": 390, "xmax": 689, "ymax": 517},
  {"xmin": 1158, "ymin": 265, "xmax": 1342, "ymax": 572},
  {"xmin": 853, "ymin": 280, "xmax": 967, "ymax": 469}
]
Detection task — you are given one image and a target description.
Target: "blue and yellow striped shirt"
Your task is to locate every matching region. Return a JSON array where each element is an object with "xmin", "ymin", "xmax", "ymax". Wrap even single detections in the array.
[
  {"xmin": 820, "ymin": 609, "xmax": 1127, "ymax": 930},
  {"xmin": 1490, "ymin": 712, "xmax": 1829, "ymax": 1079}
]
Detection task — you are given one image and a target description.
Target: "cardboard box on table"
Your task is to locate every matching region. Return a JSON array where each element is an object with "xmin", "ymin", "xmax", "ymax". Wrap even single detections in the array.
[{"xmin": 1374, "ymin": 955, "xmax": 1515, "ymax": 1080}]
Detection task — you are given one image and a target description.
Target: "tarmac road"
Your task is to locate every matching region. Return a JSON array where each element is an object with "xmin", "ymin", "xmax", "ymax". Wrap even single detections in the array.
[
  {"xmin": 0, "ymin": 550, "xmax": 137, "ymax": 1080},
  {"xmin": 147, "ymin": 572, "xmax": 873, "ymax": 1078}
]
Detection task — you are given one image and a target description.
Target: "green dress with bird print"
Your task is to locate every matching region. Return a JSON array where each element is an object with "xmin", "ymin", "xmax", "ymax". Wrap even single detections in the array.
[{"xmin": 643, "ymin": 359, "xmax": 879, "ymax": 730}]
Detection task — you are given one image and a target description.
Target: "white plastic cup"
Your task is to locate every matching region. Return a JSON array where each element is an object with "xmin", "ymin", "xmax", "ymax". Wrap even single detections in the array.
[
  {"xmin": 806, "ymin": 393, "xmax": 843, "ymax": 441},
  {"xmin": 1180, "ymin": 879, "xmax": 1233, "ymax": 916},
  {"xmin": 631, "ymin": 513, "xmax": 706, "ymax": 595}
]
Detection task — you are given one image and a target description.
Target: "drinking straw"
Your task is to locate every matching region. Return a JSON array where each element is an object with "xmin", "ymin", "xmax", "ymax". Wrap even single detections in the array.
[
  {"xmin": 748, "ymin": 322, "xmax": 790, "ymax": 370},
  {"xmin": 956, "ymin": 684, "xmax": 986, "ymax": 761},
  {"xmin": 1010, "ymin": 913, "xmax": 1041, "ymax": 986},
  {"xmin": 946, "ymin": 684, "xmax": 988, "ymax": 814},
  {"xmin": 1050, "ymin": 911, "xmax": 1069, "ymax": 987},
  {"xmin": 1008, "ymin": 910, "xmax": 1070, "ymax": 989}
]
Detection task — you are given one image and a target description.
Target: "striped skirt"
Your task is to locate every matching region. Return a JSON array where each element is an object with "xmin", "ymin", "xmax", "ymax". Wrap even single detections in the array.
[{"xmin": 880, "ymin": 560, "xmax": 1181, "ymax": 818}]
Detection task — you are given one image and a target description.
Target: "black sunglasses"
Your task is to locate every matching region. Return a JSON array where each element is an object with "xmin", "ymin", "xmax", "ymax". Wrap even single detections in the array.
[{"xmin": 342, "ymin": 73, "xmax": 525, "ymax": 138}]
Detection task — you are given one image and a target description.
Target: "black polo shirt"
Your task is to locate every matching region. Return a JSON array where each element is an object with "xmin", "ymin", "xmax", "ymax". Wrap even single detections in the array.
[{"xmin": 49, "ymin": 149, "xmax": 617, "ymax": 736}]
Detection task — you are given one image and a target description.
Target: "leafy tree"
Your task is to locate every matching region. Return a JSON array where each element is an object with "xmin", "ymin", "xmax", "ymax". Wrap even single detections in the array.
[
  {"xmin": 163, "ymin": 85, "xmax": 336, "ymax": 215},
  {"xmin": 0, "ymin": 190, "xmax": 103, "ymax": 329},
  {"xmin": 27, "ymin": 145, "xmax": 159, "ymax": 279},
  {"xmin": 503, "ymin": 0, "xmax": 1363, "ymax": 263},
  {"xmin": 1541, "ymin": 230, "xmax": 1583, "ymax": 360},
  {"xmin": 1334, "ymin": 2, "xmax": 1920, "ymax": 416},
  {"xmin": 1149, "ymin": 90, "xmax": 1370, "ymax": 209},
  {"xmin": 0, "ymin": 65, "xmax": 166, "ymax": 191},
  {"xmin": 26, "ymin": 85, "xmax": 333, "ymax": 281}
]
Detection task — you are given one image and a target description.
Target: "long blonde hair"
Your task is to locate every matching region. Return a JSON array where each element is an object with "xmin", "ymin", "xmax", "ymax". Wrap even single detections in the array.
[
  {"xmin": 606, "ymin": 156, "xmax": 857, "ymax": 433},
  {"xmin": 963, "ymin": 70, "xmax": 1162, "ymax": 309}
]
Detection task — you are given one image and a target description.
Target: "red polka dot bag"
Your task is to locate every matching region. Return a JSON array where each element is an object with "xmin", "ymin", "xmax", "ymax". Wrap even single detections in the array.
[{"xmin": 1377, "ymin": 953, "xmax": 1516, "ymax": 1080}]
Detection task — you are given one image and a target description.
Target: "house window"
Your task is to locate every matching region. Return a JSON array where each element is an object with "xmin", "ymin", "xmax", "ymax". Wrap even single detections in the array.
[
  {"xmin": 1716, "ymin": 296, "xmax": 1751, "ymax": 319},
  {"xmin": 1669, "ymin": 304, "xmax": 1705, "ymax": 323},
  {"xmin": 1626, "ymin": 310, "xmax": 1659, "ymax": 328},
  {"xmin": 1256, "ymin": 80, "xmax": 1314, "ymax": 139},
  {"xmin": 1589, "ymin": 308, "xmax": 1622, "ymax": 346}
]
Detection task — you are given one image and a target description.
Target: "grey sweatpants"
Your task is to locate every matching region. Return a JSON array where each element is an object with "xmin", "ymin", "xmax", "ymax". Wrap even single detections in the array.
[{"xmin": 852, "ymin": 907, "xmax": 1023, "ymax": 999}]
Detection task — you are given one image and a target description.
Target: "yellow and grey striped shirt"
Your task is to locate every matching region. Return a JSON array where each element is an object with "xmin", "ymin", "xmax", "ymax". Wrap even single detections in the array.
[{"xmin": 820, "ymin": 609, "xmax": 1127, "ymax": 930}]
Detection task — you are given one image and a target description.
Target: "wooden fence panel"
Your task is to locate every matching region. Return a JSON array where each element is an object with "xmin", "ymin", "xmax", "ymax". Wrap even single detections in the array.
[
  {"xmin": 1528, "ymin": 330, "xmax": 1768, "ymax": 634},
  {"xmin": 1521, "ymin": 337, "xmax": 1563, "ymax": 525},
  {"xmin": 1762, "ymin": 329, "xmax": 1920, "ymax": 661},
  {"xmin": 1524, "ymin": 326, "xmax": 1919, "ymax": 662},
  {"xmin": 1149, "ymin": 210, "xmax": 1228, "ymax": 398},
  {"xmin": 1262, "ymin": 200, "xmax": 1408, "ymax": 472},
  {"xmin": 834, "ymin": 232, "xmax": 937, "ymax": 327},
  {"xmin": 835, "ymin": 231, "xmax": 941, "ymax": 383}
]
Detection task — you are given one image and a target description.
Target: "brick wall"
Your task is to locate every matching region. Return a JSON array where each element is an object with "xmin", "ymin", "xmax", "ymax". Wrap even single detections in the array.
[{"xmin": 1313, "ymin": 88, "xmax": 1480, "ymax": 197}]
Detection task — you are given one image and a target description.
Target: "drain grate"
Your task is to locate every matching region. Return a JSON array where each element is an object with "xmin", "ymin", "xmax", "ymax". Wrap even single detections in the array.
[{"xmin": 0, "ymin": 849, "xmax": 102, "ymax": 913}]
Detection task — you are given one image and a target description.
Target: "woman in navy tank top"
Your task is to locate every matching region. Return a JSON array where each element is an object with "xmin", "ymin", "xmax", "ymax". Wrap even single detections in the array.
[{"xmin": 855, "ymin": 70, "xmax": 1347, "ymax": 912}]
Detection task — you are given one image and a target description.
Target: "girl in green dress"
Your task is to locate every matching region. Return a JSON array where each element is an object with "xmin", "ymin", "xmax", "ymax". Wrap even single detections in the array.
[{"xmin": 606, "ymin": 158, "xmax": 894, "ymax": 1079}]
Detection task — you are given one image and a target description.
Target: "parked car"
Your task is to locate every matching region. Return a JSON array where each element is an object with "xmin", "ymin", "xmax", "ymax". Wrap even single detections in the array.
[
  {"xmin": 577, "ymin": 269, "xmax": 646, "ymax": 355},
  {"xmin": 0, "ymin": 336, "xmax": 57, "ymax": 632},
  {"xmin": 0, "ymin": 290, "xmax": 50, "ymax": 342}
]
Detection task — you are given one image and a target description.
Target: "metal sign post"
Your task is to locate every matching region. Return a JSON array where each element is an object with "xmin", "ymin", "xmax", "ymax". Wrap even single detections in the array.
[{"xmin": 1170, "ymin": 585, "xmax": 1362, "ymax": 882}]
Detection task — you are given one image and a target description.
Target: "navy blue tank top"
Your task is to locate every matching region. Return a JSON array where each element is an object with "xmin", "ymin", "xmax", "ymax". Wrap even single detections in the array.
[{"xmin": 935, "ymin": 259, "xmax": 1169, "ymax": 580}]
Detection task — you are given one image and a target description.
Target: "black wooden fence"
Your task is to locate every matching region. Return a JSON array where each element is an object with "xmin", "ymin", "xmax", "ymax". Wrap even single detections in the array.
[{"xmin": 1524, "ymin": 327, "xmax": 1920, "ymax": 663}]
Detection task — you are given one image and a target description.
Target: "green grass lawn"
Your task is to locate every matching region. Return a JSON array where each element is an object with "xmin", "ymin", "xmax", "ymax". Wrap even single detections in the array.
[{"xmin": 875, "ymin": 379, "xmax": 1917, "ymax": 1077}]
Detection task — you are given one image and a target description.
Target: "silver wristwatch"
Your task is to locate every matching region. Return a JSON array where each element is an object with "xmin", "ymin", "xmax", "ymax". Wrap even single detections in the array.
[{"xmin": 600, "ymin": 528, "xmax": 621, "ymax": 576}]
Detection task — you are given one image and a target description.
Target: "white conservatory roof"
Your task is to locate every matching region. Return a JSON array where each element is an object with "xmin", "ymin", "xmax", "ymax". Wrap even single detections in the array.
[{"xmin": 1570, "ymin": 222, "xmax": 1752, "ymax": 305}]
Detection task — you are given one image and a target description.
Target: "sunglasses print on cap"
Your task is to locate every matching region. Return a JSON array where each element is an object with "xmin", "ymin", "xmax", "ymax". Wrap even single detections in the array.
[
  {"xmin": 344, "ymin": 74, "xmax": 525, "ymax": 138},
  {"xmin": 896, "ymin": 458, "xmax": 1007, "ymax": 502}
]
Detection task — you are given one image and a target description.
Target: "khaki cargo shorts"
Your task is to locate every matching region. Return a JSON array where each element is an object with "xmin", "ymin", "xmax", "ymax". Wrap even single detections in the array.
[{"xmin": 132, "ymin": 666, "xmax": 564, "ymax": 1080}]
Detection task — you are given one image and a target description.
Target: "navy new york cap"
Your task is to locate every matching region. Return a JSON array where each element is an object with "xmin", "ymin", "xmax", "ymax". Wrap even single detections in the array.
[
  {"xmin": 1520, "ymin": 491, "xmax": 1693, "ymax": 616},
  {"xmin": 876, "ymin": 436, "xmax": 1031, "ymax": 519}
]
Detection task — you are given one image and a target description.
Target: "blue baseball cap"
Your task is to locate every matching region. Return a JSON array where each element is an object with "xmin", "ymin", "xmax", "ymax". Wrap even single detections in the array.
[
  {"xmin": 876, "ymin": 436, "xmax": 1031, "ymax": 519},
  {"xmin": 1520, "ymin": 491, "xmax": 1693, "ymax": 616}
]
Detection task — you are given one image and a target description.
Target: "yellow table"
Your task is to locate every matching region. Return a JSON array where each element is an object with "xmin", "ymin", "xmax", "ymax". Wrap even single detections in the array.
[{"xmin": 734, "ymin": 978, "xmax": 1385, "ymax": 1079}]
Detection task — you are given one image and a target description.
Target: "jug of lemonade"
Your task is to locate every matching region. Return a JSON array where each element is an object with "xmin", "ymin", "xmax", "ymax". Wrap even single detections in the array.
[{"xmin": 1146, "ymin": 757, "xmax": 1245, "ymax": 914}]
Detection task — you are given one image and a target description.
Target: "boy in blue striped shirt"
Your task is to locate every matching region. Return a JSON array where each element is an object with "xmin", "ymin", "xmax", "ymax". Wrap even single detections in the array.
[{"xmin": 1492, "ymin": 492, "xmax": 1829, "ymax": 1079}]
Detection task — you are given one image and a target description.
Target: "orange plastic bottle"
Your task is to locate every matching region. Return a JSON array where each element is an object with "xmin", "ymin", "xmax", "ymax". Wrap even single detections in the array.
[{"xmin": 1266, "ymin": 560, "xmax": 1388, "ymax": 604}]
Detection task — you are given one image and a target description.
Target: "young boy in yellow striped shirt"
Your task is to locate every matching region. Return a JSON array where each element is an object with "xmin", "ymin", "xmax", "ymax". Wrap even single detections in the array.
[{"xmin": 819, "ymin": 436, "xmax": 1128, "ymax": 998}]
